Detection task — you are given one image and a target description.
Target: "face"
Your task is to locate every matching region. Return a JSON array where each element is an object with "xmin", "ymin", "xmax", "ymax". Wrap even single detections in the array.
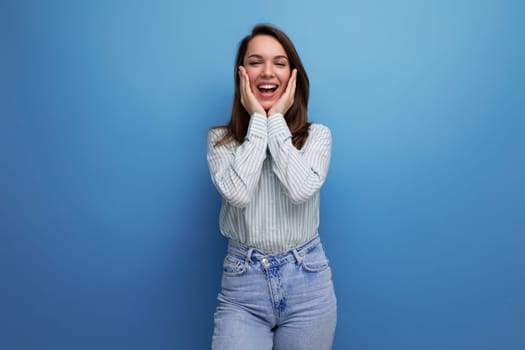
[{"xmin": 242, "ymin": 35, "xmax": 291, "ymax": 111}]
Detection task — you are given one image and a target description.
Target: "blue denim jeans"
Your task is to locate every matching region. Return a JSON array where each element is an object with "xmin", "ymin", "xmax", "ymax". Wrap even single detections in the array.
[{"xmin": 212, "ymin": 235, "xmax": 337, "ymax": 349}]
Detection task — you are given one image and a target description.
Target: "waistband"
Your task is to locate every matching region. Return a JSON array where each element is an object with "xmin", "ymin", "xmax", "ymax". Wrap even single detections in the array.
[{"xmin": 227, "ymin": 235, "xmax": 321, "ymax": 265}]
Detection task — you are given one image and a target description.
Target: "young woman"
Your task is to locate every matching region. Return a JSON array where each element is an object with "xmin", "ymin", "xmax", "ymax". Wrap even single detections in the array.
[{"xmin": 207, "ymin": 24, "xmax": 336, "ymax": 349}]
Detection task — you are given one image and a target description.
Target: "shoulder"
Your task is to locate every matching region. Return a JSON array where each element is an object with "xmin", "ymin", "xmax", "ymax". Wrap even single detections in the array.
[
  {"xmin": 208, "ymin": 126, "xmax": 239, "ymax": 150},
  {"xmin": 207, "ymin": 126, "xmax": 228, "ymax": 143},
  {"xmin": 309, "ymin": 123, "xmax": 332, "ymax": 141},
  {"xmin": 309, "ymin": 123, "xmax": 331, "ymax": 133}
]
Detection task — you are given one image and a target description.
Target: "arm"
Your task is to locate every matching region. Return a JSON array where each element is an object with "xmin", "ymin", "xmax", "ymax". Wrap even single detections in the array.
[
  {"xmin": 207, "ymin": 113, "xmax": 268, "ymax": 208},
  {"xmin": 267, "ymin": 113, "xmax": 332, "ymax": 204}
]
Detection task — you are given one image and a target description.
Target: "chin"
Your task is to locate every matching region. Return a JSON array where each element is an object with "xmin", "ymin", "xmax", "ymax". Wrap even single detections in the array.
[{"xmin": 261, "ymin": 102, "xmax": 274, "ymax": 112}]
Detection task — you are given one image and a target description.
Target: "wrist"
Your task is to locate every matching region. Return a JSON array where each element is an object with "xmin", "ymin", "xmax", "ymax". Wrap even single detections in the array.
[
  {"xmin": 267, "ymin": 110, "xmax": 282, "ymax": 118},
  {"xmin": 268, "ymin": 109, "xmax": 279, "ymax": 116}
]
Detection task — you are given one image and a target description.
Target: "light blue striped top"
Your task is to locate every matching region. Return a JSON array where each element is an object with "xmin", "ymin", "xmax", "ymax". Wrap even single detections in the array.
[{"xmin": 207, "ymin": 112, "xmax": 332, "ymax": 253}]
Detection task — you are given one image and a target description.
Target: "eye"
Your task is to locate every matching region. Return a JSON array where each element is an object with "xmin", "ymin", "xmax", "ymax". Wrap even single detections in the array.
[
  {"xmin": 275, "ymin": 61, "xmax": 288, "ymax": 68},
  {"xmin": 248, "ymin": 61, "xmax": 261, "ymax": 66}
]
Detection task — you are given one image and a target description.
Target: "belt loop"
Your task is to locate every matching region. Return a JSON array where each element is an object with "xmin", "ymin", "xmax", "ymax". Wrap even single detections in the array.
[
  {"xmin": 292, "ymin": 248, "xmax": 303, "ymax": 265},
  {"xmin": 246, "ymin": 247, "xmax": 254, "ymax": 264}
]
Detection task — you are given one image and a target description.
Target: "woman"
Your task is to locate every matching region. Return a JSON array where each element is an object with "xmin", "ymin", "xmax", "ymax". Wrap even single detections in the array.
[{"xmin": 207, "ymin": 24, "xmax": 336, "ymax": 349}]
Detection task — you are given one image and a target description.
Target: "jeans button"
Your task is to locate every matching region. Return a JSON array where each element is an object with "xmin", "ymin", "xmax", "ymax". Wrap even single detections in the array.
[{"xmin": 261, "ymin": 257, "xmax": 268, "ymax": 265}]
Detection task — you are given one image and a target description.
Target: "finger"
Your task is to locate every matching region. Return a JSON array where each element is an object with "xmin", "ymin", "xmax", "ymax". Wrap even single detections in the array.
[
  {"xmin": 239, "ymin": 66, "xmax": 247, "ymax": 90},
  {"xmin": 280, "ymin": 69, "xmax": 295, "ymax": 107},
  {"xmin": 284, "ymin": 70, "xmax": 297, "ymax": 113},
  {"xmin": 240, "ymin": 67, "xmax": 251, "ymax": 98},
  {"xmin": 290, "ymin": 69, "xmax": 297, "ymax": 100},
  {"xmin": 237, "ymin": 66, "xmax": 244, "ymax": 91},
  {"xmin": 239, "ymin": 66, "xmax": 248, "ymax": 104},
  {"xmin": 284, "ymin": 69, "xmax": 297, "ymax": 96},
  {"xmin": 244, "ymin": 72, "xmax": 251, "ymax": 98},
  {"xmin": 290, "ymin": 69, "xmax": 297, "ymax": 90},
  {"xmin": 239, "ymin": 66, "xmax": 263, "ymax": 115}
]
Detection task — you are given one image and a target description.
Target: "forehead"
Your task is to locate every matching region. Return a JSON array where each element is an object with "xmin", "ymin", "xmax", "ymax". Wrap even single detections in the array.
[{"xmin": 245, "ymin": 35, "xmax": 287, "ymax": 57}]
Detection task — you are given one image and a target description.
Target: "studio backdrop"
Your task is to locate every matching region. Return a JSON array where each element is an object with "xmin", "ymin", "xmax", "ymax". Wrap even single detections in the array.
[{"xmin": 2, "ymin": 1, "xmax": 524, "ymax": 349}]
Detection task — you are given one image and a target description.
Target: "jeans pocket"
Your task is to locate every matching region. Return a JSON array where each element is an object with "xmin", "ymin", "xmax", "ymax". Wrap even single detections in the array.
[
  {"xmin": 222, "ymin": 254, "xmax": 247, "ymax": 277},
  {"xmin": 301, "ymin": 244, "xmax": 330, "ymax": 273}
]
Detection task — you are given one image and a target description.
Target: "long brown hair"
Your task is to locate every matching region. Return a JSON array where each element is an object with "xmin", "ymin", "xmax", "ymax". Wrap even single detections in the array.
[{"xmin": 215, "ymin": 24, "xmax": 310, "ymax": 149}]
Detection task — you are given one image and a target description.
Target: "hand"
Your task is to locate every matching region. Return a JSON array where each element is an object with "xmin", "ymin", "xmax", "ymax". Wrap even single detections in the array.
[
  {"xmin": 239, "ymin": 66, "xmax": 266, "ymax": 116},
  {"xmin": 268, "ymin": 69, "xmax": 297, "ymax": 116}
]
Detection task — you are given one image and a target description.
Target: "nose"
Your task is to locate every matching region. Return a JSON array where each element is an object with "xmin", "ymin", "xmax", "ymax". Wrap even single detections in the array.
[{"xmin": 261, "ymin": 62, "xmax": 274, "ymax": 78}]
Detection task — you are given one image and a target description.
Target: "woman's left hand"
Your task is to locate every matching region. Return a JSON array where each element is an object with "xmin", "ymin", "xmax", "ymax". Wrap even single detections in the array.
[{"xmin": 268, "ymin": 69, "xmax": 297, "ymax": 116}]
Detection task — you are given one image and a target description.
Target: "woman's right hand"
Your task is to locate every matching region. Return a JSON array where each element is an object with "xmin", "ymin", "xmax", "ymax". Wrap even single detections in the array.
[{"xmin": 239, "ymin": 66, "xmax": 266, "ymax": 116}]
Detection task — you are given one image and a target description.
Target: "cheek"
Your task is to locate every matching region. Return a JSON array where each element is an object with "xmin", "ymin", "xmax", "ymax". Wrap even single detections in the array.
[
  {"xmin": 280, "ymin": 72, "xmax": 291, "ymax": 86},
  {"xmin": 243, "ymin": 67, "xmax": 256, "ymax": 79},
  {"xmin": 245, "ymin": 71, "xmax": 257, "ymax": 87}
]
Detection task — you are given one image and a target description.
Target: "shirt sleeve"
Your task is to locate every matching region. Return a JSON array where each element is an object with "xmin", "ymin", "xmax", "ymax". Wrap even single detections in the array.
[
  {"xmin": 267, "ymin": 113, "xmax": 332, "ymax": 204},
  {"xmin": 207, "ymin": 113, "xmax": 268, "ymax": 208}
]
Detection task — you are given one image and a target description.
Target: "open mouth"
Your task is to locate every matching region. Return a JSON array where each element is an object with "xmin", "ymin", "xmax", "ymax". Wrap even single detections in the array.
[{"xmin": 257, "ymin": 84, "xmax": 278, "ymax": 94}]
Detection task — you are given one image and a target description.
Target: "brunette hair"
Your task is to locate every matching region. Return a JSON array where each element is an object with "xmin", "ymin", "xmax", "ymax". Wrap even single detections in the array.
[{"xmin": 215, "ymin": 23, "xmax": 311, "ymax": 149}]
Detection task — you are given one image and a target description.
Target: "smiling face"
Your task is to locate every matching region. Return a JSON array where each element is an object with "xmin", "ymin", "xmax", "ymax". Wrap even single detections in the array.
[{"xmin": 242, "ymin": 35, "xmax": 291, "ymax": 112}]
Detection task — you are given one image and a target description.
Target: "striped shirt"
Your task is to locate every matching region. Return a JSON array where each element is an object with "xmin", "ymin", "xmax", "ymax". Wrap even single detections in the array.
[{"xmin": 207, "ymin": 112, "xmax": 332, "ymax": 253}]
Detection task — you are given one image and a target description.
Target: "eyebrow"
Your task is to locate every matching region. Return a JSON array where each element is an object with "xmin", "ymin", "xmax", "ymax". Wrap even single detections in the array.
[{"xmin": 246, "ymin": 54, "xmax": 289, "ymax": 60}]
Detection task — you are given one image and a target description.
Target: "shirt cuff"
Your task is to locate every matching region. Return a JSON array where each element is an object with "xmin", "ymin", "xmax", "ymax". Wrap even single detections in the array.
[
  {"xmin": 268, "ymin": 113, "xmax": 292, "ymax": 139},
  {"xmin": 247, "ymin": 112, "xmax": 268, "ymax": 139}
]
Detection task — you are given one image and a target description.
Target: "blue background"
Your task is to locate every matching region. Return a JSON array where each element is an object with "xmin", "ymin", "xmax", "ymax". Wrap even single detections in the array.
[{"xmin": 2, "ymin": 0, "xmax": 524, "ymax": 349}]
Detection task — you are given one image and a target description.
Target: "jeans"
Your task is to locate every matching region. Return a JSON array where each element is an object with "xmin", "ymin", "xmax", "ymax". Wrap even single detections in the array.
[{"xmin": 212, "ymin": 235, "xmax": 337, "ymax": 350}]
